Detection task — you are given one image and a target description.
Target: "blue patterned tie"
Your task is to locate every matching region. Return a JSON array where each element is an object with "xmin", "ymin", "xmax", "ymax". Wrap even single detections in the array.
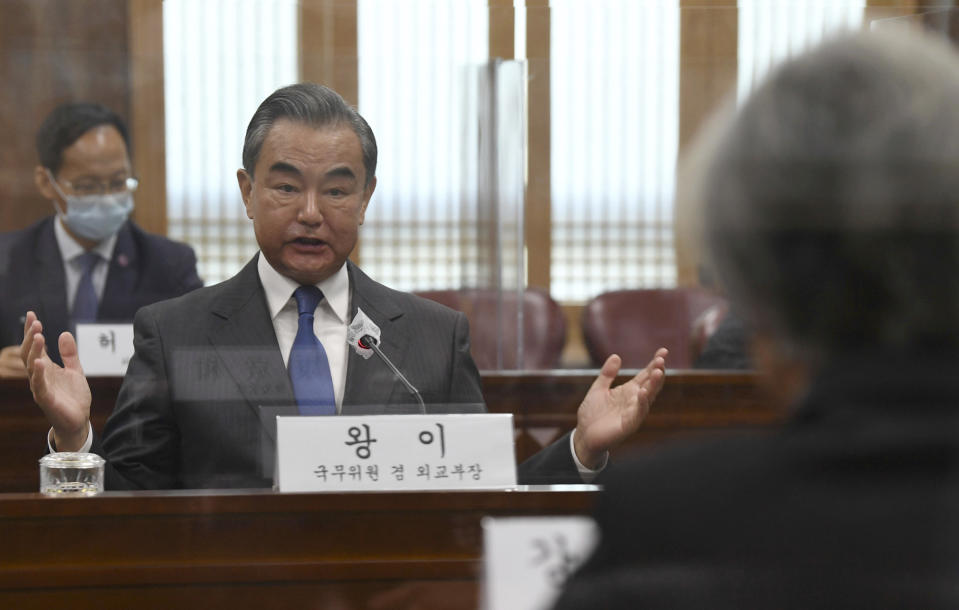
[
  {"xmin": 73, "ymin": 251, "xmax": 100, "ymax": 325},
  {"xmin": 289, "ymin": 286, "xmax": 336, "ymax": 415}
]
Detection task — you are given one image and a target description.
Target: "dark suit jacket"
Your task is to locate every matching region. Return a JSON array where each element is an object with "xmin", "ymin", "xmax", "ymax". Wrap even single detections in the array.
[
  {"xmin": 693, "ymin": 309, "xmax": 751, "ymax": 370},
  {"xmin": 553, "ymin": 353, "xmax": 959, "ymax": 609},
  {"xmin": 0, "ymin": 216, "xmax": 203, "ymax": 364},
  {"xmin": 94, "ymin": 256, "xmax": 577, "ymax": 489}
]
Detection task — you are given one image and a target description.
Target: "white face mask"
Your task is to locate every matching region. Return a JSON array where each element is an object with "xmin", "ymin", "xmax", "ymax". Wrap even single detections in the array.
[{"xmin": 47, "ymin": 170, "xmax": 135, "ymax": 242}]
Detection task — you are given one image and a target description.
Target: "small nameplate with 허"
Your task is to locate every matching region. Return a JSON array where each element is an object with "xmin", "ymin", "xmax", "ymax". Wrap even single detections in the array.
[
  {"xmin": 75, "ymin": 323, "xmax": 134, "ymax": 377},
  {"xmin": 276, "ymin": 414, "xmax": 517, "ymax": 492}
]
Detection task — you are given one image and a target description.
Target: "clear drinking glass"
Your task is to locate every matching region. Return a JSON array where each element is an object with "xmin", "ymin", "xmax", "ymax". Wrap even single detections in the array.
[{"xmin": 39, "ymin": 452, "xmax": 105, "ymax": 496}]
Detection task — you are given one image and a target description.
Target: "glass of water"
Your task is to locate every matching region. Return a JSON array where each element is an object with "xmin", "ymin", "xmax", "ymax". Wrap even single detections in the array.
[{"xmin": 39, "ymin": 452, "xmax": 105, "ymax": 496}]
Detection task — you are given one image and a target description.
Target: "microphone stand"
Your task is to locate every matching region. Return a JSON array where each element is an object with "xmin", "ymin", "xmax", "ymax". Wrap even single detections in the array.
[{"xmin": 361, "ymin": 335, "xmax": 426, "ymax": 415}]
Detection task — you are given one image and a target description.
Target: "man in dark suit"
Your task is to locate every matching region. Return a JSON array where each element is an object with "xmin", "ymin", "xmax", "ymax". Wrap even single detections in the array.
[
  {"xmin": 554, "ymin": 30, "xmax": 959, "ymax": 609},
  {"xmin": 22, "ymin": 83, "xmax": 667, "ymax": 489},
  {"xmin": 0, "ymin": 102, "xmax": 202, "ymax": 376},
  {"xmin": 693, "ymin": 309, "xmax": 750, "ymax": 370}
]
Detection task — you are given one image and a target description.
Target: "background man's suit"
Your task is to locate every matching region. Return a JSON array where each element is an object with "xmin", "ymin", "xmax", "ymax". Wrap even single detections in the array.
[
  {"xmin": 0, "ymin": 216, "xmax": 203, "ymax": 364},
  {"xmin": 553, "ymin": 354, "xmax": 959, "ymax": 609},
  {"xmin": 95, "ymin": 256, "xmax": 577, "ymax": 489},
  {"xmin": 693, "ymin": 310, "xmax": 750, "ymax": 370}
]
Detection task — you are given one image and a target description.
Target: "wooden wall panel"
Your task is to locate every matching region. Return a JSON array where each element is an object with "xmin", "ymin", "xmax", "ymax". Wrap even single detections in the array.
[
  {"xmin": 0, "ymin": 0, "xmax": 131, "ymax": 232},
  {"xmin": 525, "ymin": 0, "xmax": 552, "ymax": 293},
  {"xmin": 865, "ymin": 0, "xmax": 954, "ymax": 36},
  {"xmin": 866, "ymin": 0, "xmax": 921, "ymax": 18},
  {"xmin": 127, "ymin": 0, "xmax": 167, "ymax": 236},
  {"xmin": 299, "ymin": 0, "xmax": 360, "ymax": 263},
  {"xmin": 299, "ymin": 0, "xmax": 358, "ymax": 107},
  {"xmin": 489, "ymin": 0, "xmax": 515, "ymax": 60},
  {"xmin": 675, "ymin": 0, "xmax": 737, "ymax": 286}
]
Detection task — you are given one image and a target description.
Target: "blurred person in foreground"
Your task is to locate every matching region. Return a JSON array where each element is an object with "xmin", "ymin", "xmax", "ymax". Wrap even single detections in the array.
[
  {"xmin": 21, "ymin": 83, "xmax": 667, "ymax": 489},
  {"xmin": 555, "ymin": 29, "xmax": 959, "ymax": 609},
  {"xmin": 0, "ymin": 102, "xmax": 202, "ymax": 377}
]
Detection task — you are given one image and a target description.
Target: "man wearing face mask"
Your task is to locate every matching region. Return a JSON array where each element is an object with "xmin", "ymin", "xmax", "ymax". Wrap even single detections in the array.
[{"xmin": 0, "ymin": 102, "xmax": 203, "ymax": 377}]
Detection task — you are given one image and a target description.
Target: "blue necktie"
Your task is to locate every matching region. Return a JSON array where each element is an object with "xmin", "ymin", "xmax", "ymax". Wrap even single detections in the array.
[
  {"xmin": 289, "ymin": 286, "xmax": 337, "ymax": 415},
  {"xmin": 73, "ymin": 251, "xmax": 100, "ymax": 325}
]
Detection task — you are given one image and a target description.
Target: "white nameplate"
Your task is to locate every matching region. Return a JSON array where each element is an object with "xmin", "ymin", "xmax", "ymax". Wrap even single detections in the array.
[
  {"xmin": 75, "ymin": 323, "xmax": 134, "ymax": 377},
  {"xmin": 276, "ymin": 414, "xmax": 517, "ymax": 492},
  {"xmin": 481, "ymin": 516, "xmax": 599, "ymax": 610}
]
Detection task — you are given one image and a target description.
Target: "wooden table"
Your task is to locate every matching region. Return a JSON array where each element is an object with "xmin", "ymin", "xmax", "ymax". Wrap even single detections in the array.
[
  {"xmin": 483, "ymin": 369, "xmax": 780, "ymax": 460},
  {"xmin": 0, "ymin": 377, "xmax": 118, "ymax": 493},
  {"xmin": 0, "ymin": 370, "xmax": 782, "ymax": 492},
  {"xmin": 1, "ymin": 486, "xmax": 594, "ymax": 609}
]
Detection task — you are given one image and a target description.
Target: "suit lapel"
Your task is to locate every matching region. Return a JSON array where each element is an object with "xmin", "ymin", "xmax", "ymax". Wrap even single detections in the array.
[
  {"xmin": 203, "ymin": 259, "xmax": 411, "ymax": 414},
  {"xmin": 343, "ymin": 262, "xmax": 412, "ymax": 407},
  {"xmin": 33, "ymin": 219, "xmax": 70, "ymax": 340},
  {"xmin": 206, "ymin": 257, "xmax": 296, "ymax": 414}
]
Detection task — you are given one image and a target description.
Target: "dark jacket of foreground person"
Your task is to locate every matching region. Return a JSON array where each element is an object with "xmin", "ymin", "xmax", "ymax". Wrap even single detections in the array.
[
  {"xmin": 555, "ymin": 28, "xmax": 959, "ymax": 610},
  {"xmin": 556, "ymin": 353, "xmax": 959, "ymax": 609}
]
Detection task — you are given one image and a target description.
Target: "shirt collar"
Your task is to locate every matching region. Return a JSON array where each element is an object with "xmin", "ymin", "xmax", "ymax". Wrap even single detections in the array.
[
  {"xmin": 53, "ymin": 216, "xmax": 118, "ymax": 264},
  {"xmin": 257, "ymin": 254, "xmax": 351, "ymax": 324}
]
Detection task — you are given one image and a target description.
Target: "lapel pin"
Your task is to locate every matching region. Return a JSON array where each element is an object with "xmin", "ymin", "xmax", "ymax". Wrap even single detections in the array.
[{"xmin": 347, "ymin": 308, "xmax": 381, "ymax": 360}]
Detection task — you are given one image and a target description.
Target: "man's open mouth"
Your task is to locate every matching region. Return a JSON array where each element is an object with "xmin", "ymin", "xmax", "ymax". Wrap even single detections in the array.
[{"xmin": 292, "ymin": 237, "xmax": 325, "ymax": 246}]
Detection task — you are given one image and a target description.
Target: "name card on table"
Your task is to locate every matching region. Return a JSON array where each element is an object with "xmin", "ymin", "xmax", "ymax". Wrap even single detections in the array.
[
  {"xmin": 75, "ymin": 323, "xmax": 134, "ymax": 377},
  {"xmin": 481, "ymin": 516, "xmax": 599, "ymax": 610},
  {"xmin": 276, "ymin": 413, "xmax": 517, "ymax": 492}
]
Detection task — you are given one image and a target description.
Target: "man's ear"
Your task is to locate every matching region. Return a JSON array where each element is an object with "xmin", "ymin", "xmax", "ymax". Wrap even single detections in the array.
[
  {"xmin": 358, "ymin": 176, "xmax": 376, "ymax": 225},
  {"xmin": 237, "ymin": 169, "xmax": 254, "ymax": 219},
  {"xmin": 34, "ymin": 165, "xmax": 59, "ymax": 204}
]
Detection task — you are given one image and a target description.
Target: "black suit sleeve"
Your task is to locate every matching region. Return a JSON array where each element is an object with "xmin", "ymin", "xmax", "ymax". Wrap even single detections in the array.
[
  {"xmin": 170, "ymin": 243, "xmax": 204, "ymax": 294},
  {"xmin": 693, "ymin": 311, "xmax": 751, "ymax": 370},
  {"xmin": 94, "ymin": 306, "xmax": 180, "ymax": 490},
  {"xmin": 447, "ymin": 312, "xmax": 486, "ymax": 404},
  {"xmin": 517, "ymin": 431, "xmax": 582, "ymax": 484}
]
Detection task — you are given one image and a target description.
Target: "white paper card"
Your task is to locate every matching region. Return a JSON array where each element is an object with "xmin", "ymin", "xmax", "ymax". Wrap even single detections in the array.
[
  {"xmin": 481, "ymin": 516, "xmax": 599, "ymax": 610},
  {"xmin": 276, "ymin": 413, "xmax": 517, "ymax": 492},
  {"xmin": 75, "ymin": 323, "xmax": 134, "ymax": 377}
]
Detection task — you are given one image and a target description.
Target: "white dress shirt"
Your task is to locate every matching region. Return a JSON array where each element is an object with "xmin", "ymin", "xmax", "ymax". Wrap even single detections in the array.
[
  {"xmin": 257, "ymin": 254, "xmax": 350, "ymax": 412},
  {"xmin": 53, "ymin": 217, "xmax": 117, "ymax": 314}
]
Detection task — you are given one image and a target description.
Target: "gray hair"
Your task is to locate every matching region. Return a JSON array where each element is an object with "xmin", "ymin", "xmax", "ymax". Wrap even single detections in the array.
[
  {"xmin": 702, "ymin": 29, "xmax": 959, "ymax": 363},
  {"xmin": 242, "ymin": 83, "xmax": 377, "ymax": 186}
]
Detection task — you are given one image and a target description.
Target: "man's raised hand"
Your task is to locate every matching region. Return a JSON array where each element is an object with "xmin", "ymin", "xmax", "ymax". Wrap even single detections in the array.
[
  {"xmin": 572, "ymin": 348, "xmax": 668, "ymax": 469},
  {"xmin": 21, "ymin": 311, "xmax": 92, "ymax": 451}
]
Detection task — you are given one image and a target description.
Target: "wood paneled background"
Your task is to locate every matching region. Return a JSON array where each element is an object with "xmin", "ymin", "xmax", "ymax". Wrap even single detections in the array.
[
  {"xmin": 0, "ymin": 0, "xmax": 927, "ymax": 277},
  {"xmin": 0, "ymin": 0, "xmax": 131, "ymax": 232}
]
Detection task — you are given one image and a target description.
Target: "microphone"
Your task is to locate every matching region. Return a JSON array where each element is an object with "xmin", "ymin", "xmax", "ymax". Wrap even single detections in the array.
[
  {"xmin": 347, "ymin": 309, "xmax": 426, "ymax": 414},
  {"xmin": 358, "ymin": 334, "xmax": 426, "ymax": 414}
]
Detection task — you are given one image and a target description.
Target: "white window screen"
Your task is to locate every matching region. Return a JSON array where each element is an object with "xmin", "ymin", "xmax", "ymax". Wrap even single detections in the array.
[
  {"xmin": 357, "ymin": 0, "xmax": 489, "ymax": 292},
  {"xmin": 550, "ymin": 0, "xmax": 680, "ymax": 303},
  {"xmin": 738, "ymin": 0, "xmax": 864, "ymax": 101},
  {"xmin": 164, "ymin": 0, "xmax": 298, "ymax": 285}
]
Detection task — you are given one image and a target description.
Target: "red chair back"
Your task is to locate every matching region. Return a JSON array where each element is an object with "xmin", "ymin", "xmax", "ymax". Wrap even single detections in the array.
[
  {"xmin": 415, "ymin": 288, "xmax": 567, "ymax": 369},
  {"xmin": 582, "ymin": 288, "xmax": 725, "ymax": 368}
]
